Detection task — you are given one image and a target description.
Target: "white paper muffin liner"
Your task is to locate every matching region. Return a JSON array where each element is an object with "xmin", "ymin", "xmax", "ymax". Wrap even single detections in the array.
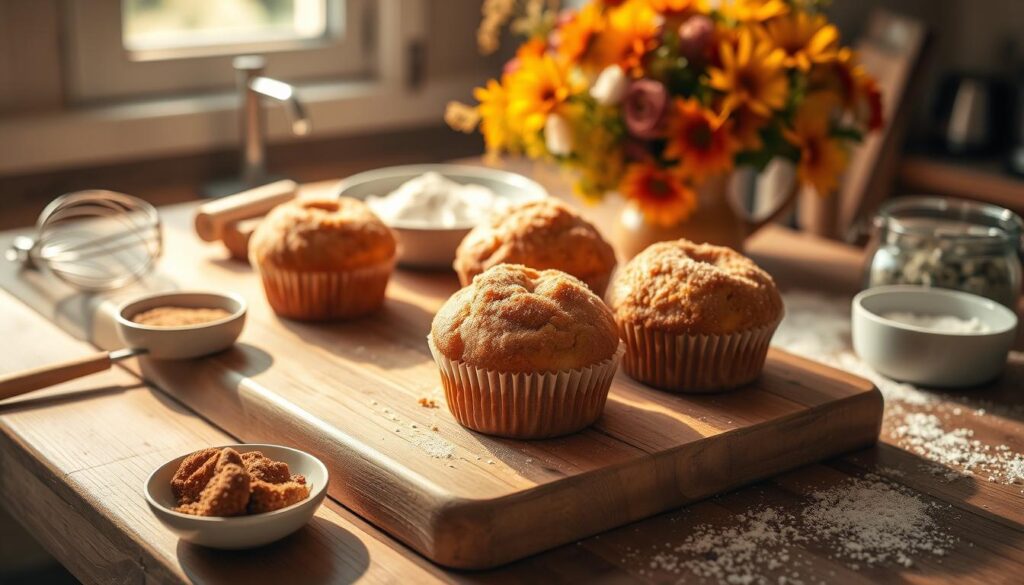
[
  {"xmin": 427, "ymin": 336, "xmax": 624, "ymax": 439},
  {"xmin": 619, "ymin": 319, "xmax": 781, "ymax": 393},
  {"xmin": 257, "ymin": 259, "xmax": 395, "ymax": 320}
]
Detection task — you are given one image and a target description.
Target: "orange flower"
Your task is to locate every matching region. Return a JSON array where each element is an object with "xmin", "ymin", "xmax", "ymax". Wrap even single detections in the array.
[
  {"xmin": 506, "ymin": 53, "xmax": 575, "ymax": 135},
  {"xmin": 719, "ymin": 0, "xmax": 788, "ymax": 22},
  {"xmin": 860, "ymin": 76, "xmax": 884, "ymax": 131},
  {"xmin": 784, "ymin": 93, "xmax": 848, "ymax": 196},
  {"xmin": 620, "ymin": 163, "xmax": 697, "ymax": 225},
  {"xmin": 645, "ymin": 0, "xmax": 707, "ymax": 18},
  {"xmin": 760, "ymin": 12, "xmax": 839, "ymax": 71},
  {"xmin": 516, "ymin": 37, "xmax": 549, "ymax": 61},
  {"xmin": 590, "ymin": 0, "xmax": 662, "ymax": 76},
  {"xmin": 708, "ymin": 27, "xmax": 788, "ymax": 117},
  {"xmin": 555, "ymin": 2, "xmax": 604, "ymax": 65},
  {"xmin": 810, "ymin": 48, "xmax": 884, "ymax": 131},
  {"xmin": 726, "ymin": 104, "xmax": 769, "ymax": 151},
  {"xmin": 665, "ymin": 98, "xmax": 737, "ymax": 180},
  {"xmin": 809, "ymin": 47, "xmax": 857, "ymax": 103}
]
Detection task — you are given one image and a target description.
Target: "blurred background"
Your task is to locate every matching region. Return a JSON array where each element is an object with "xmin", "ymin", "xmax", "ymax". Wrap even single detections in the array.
[{"xmin": 0, "ymin": 0, "xmax": 1022, "ymax": 582}]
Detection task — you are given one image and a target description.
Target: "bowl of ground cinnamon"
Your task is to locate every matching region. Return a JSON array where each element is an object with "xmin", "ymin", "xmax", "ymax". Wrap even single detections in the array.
[{"xmin": 116, "ymin": 291, "xmax": 247, "ymax": 359}]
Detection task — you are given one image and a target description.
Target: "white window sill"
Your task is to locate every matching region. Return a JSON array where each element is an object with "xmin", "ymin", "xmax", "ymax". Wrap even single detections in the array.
[{"xmin": 0, "ymin": 73, "xmax": 482, "ymax": 176}]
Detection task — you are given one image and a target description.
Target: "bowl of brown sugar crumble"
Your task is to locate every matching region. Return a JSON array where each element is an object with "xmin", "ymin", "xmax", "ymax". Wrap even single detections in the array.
[{"xmin": 116, "ymin": 291, "xmax": 247, "ymax": 359}]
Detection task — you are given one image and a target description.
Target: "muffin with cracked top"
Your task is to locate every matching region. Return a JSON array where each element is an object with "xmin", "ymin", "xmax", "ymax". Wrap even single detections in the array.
[
  {"xmin": 250, "ymin": 197, "xmax": 396, "ymax": 320},
  {"xmin": 609, "ymin": 239, "xmax": 783, "ymax": 392},
  {"xmin": 429, "ymin": 264, "xmax": 623, "ymax": 438},
  {"xmin": 453, "ymin": 198, "xmax": 616, "ymax": 296}
]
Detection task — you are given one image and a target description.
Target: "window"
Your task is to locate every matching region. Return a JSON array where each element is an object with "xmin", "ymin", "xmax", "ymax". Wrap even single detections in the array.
[
  {"xmin": 66, "ymin": 0, "xmax": 373, "ymax": 102},
  {"xmin": 122, "ymin": 0, "xmax": 330, "ymax": 58}
]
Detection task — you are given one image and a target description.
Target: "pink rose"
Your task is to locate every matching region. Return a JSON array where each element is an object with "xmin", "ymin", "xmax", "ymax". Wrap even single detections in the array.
[
  {"xmin": 624, "ymin": 79, "xmax": 669, "ymax": 140},
  {"xmin": 677, "ymin": 15, "xmax": 715, "ymax": 65}
]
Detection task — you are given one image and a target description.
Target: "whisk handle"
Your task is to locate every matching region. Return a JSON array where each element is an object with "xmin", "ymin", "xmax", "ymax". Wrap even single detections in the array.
[{"xmin": 0, "ymin": 352, "xmax": 113, "ymax": 400}]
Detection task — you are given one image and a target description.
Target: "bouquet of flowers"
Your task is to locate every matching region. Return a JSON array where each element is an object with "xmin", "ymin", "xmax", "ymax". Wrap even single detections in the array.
[{"xmin": 446, "ymin": 0, "xmax": 883, "ymax": 227}]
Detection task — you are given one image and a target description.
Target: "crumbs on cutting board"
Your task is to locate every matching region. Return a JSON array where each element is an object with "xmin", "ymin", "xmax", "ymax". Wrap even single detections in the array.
[
  {"xmin": 368, "ymin": 399, "xmax": 454, "ymax": 459},
  {"xmin": 366, "ymin": 395, "xmax": 544, "ymax": 471},
  {"xmin": 622, "ymin": 474, "xmax": 956, "ymax": 585}
]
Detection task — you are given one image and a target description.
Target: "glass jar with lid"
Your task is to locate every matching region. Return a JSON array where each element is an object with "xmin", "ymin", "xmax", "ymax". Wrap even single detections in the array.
[{"xmin": 864, "ymin": 196, "xmax": 1023, "ymax": 307}]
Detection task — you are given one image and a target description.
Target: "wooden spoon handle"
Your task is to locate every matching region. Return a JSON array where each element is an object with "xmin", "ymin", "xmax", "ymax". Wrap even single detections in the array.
[
  {"xmin": 193, "ymin": 180, "xmax": 298, "ymax": 242},
  {"xmin": 0, "ymin": 352, "xmax": 113, "ymax": 400}
]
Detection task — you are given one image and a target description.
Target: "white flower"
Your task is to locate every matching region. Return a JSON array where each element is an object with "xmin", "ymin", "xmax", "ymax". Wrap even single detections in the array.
[
  {"xmin": 590, "ymin": 65, "xmax": 628, "ymax": 106},
  {"xmin": 544, "ymin": 113, "xmax": 572, "ymax": 156}
]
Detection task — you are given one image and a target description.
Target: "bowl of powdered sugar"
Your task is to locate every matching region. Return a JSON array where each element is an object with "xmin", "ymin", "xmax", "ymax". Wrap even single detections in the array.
[{"xmin": 852, "ymin": 285, "xmax": 1017, "ymax": 387}]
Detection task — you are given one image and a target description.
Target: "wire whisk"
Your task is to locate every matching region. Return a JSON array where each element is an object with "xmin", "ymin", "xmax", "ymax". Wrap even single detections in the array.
[{"xmin": 6, "ymin": 190, "xmax": 163, "ymax": 291}]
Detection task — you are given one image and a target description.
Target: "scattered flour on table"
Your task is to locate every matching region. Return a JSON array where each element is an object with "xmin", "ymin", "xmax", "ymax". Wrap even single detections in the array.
[
  {"xmin": 803, "ymin": 476, "xmax": 955, "ymax": 568},
  {"xmin": 639, "ymin": 475, "xmax": 955, "ymax": 584},
  {"xmin": 775, "ymin": 290, "xmax": 1024, "ymax": 486},
  {"xmin": 892, "ymin": 412, "xmax": 1024, "ymax": 483}
]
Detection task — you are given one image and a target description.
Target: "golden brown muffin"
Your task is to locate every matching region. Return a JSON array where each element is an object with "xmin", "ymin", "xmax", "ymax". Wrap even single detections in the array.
[
  {"xmin": 249, "ymin": 197, "xmax": 397, "ymax": 320},
  {"xmin": 453, "ymin": 199, "xmax": 617, "ymax": 295},
  {"xmin": 609, "ymin": 239, "xmax": 783, "ymax": 335},
  {"xmin": 249, "ymin": 197, "xmax": 396, "ymax": 272},
  {"xmin": 432, "ymin": 264, "xmax": 619, "ymax": 373},
  {"xmin": 609, "ymin": 239, "xmax": 783, "ymax": 393},
  {"xmin": 429, "ymin": 264, "xmax": 623, "ymax": 439}
]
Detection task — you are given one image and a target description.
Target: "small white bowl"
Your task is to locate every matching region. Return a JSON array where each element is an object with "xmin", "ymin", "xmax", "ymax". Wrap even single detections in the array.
[
  {"xmin": 145, "ymin": 444, "xmax": 328, "ymax": 549},
  {"xmin": 852, "ymin": 285, "xmax": 1018, "ymax": 387},
  {"xmin": 336, "ymin": 164, "xmax": 547, "ymax": 269},
  {"xmin": 117, "ymin": 291, "xmax": 247, "ymax": 360}
]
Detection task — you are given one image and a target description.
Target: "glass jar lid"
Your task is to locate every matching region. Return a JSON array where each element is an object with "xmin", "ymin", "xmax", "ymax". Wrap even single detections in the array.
[{"xmin": 875, "ymin": 196, "xmax": 1023, "ymax": 246}]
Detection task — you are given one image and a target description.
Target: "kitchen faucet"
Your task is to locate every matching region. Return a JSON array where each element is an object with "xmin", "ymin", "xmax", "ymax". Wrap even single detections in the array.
[{"xmin": 207, "ymin": 55, "xmax": 310, "ymax": 195}]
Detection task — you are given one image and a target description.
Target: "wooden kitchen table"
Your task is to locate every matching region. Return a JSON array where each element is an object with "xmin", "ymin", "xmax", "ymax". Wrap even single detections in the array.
[{"xmin": 1, "ymin": 173, "xmax": 1023, "ymax": 584}]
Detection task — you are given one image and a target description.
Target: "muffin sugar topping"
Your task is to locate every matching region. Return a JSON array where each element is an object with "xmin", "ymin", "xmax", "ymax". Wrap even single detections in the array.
[{"xmin": 432, "ymin": 264, "xmax": 618, "ymax": 372}]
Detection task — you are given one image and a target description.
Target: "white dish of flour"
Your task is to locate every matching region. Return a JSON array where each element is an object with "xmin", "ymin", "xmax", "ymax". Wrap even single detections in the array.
[
  {"xmin": 366, "ymin": 172, "xmax": 512, "ymax": 229},
  {"xmin": 879, "ymin": 311, "xmax": 992, "ymax": 334},
  {"xmin": 336, "ymin": 164, "xmax": 547, "ymax": 268},
  {"xmin": 852, "ymin": 286, "xmax": 1017, "ymax": 388}
]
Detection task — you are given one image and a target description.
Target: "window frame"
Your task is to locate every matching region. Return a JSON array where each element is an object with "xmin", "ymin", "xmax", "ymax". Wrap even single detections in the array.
[
  {"xmin": 0, "ymin": 0, "xmax": 493, "ymax": 176},
  {"xmin": 64, "ymin": 0, "xmax": 373, "ymax": 103}
]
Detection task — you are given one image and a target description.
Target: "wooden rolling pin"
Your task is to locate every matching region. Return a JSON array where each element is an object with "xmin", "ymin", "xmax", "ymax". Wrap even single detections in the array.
[{"xmin": 193, "ymin": 179, "xmax": 298, "ymax": 243}]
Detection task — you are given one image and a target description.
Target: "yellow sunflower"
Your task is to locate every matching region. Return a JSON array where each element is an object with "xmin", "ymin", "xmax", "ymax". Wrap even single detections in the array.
[
  {"xmin": 506, "ymin": 53, "xmax": 576, "ymax": 136},
  {"xmin": 473, "ymin": 78, "xmax": 511, "ymax": 153},
  {"xmin": 590, "ymin": 0, "xmax": 662, "ymax": 76},
  {"xmin": 664, "ymin": 98, "xmax": 737, "ymax": 180},
  {"xmin": 760, "ymin": 12, "xmax": 839, "ymax": 71},
  {"xmin": 556, "ymin": 2, "xmax": 604, "ymax": 66},
  {"xmin": 784, "ymin": 93, "xmax": 848, "ymax": 196},
  {"xmin": 719, "ymin": 0, "xmax": 789, "ymax": 22},
  {"xmin": 708, "ymin": 27, "xmax": 788, "ymax": 117},
  {"xmin": 620, "ymin": 163, "xmax": 697, "ymax": 226}
]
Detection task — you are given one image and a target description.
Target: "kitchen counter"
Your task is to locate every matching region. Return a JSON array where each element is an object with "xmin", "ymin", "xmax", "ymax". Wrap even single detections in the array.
[{"xmin": 1, "ymin": 171, "xmax": 1022, "ymax": 584}]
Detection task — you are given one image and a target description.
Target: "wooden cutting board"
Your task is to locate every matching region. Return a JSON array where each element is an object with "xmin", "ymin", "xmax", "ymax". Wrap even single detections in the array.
[{"xmin": 0, "ymin": 204, "xmax": 883, "ymax": 569}]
